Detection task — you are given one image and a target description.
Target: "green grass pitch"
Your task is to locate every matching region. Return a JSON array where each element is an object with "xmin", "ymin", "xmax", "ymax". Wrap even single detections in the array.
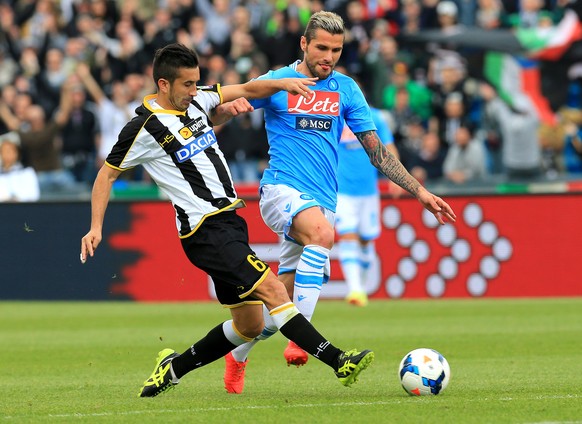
[{"xmin": 1, "ymin": 298, "xmax": 581, "ymax": 423}]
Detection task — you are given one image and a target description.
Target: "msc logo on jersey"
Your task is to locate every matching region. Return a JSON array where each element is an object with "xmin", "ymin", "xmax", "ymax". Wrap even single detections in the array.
[
  {"xmin": 288, "ymin": 91, "xmax": 340, "ymax": 116},
  {"xmin": 178, "ymin": 117, "xmax": 206, "ymax": 140},
  {"xmin": 175, "ymin": 130, "xmax": 217, "ymax": 162},
  {"xmin": 295, "ymin": 117, "xmax": 332, "ymax": 132}
]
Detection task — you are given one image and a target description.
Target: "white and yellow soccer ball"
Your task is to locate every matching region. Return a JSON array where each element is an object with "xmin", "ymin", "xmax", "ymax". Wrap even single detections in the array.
[{"xmin": 398, "ymin": 348, "xmax": 451, "ymax": 396}]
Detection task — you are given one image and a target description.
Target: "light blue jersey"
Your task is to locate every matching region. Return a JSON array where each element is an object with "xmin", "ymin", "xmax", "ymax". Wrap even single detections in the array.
[
  {"xmin": 337, "ymin": 107, "xmax": 394, "ymax": 196},
  {"xmin": 250, "ymin": 61, "xmax": 376, "ymax": 212}
]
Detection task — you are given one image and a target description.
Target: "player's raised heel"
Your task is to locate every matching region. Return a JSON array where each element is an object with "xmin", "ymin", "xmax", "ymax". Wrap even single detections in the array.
[
  {"xmin": 284, "ymin": 340, "xmax": 309, "ymax": 367},
  {"xmin": 138, "ymin": 348, "xmax": 180, "ymax": 397},
  {"xmin": 224, "ymin": 352, "xmax": 247, "ymax": 394},
  {"xmin": 335, "ymin": 349, "xmax": 374, "ymax": 387}
]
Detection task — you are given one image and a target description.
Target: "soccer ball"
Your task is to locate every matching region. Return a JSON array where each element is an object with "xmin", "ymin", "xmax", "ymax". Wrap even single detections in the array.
[{"xmin": 398, "ymin": 348, "xmax": 451, "ymax": 396}]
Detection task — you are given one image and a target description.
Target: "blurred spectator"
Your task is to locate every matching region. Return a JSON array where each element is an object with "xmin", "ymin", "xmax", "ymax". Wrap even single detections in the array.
[
  {"xmin": 383, "ymin": 61, "xmax": 432, "ymax": 121},
  {"xmin": 437, "ymin": 91, "xmax": 472, "ymax": 150},
  {"xmin": 408, "ymin": 131, "xmax": 446, "ymax": 182},
  {"xmin": 18, "ymin": 45, "xmax": 41, "ymax": 81},
  {"xmin": 363, "ymin": 35, "xmax": 403, "ymax": 108},
  {"xmin": 0, "ymin": 80, "xmax": 76, "ymax": 194},
  {"xmin": 2, "ymin": 92, "xmax": 33, "ymax": 132},
  {"xmin": 229, "ymin": 29, "xmax": 269, "ymax": 77},
  {"xmin": 205, "ymin": 54, "xmax": 229, "ymax": 84},
  {"xmin": 60, "ymin": 78, "xmax": 100, "ymax": 184},
  {"xmin": 428, "ymin": 53, "xmax": 472, "ymax": 131},
  {"xmin": 75, "ymin": 63, "xmax": 140, "ymax": 174},
  {"xmin": 19, "ymin": 0, "xmax": 60, "ymax": 50},
  {"xmin": 215, "ymin": 69, "xmax": 269, "ymax": 182},
  {"xmin": 36, "ymin": 48, "xmax": 70, "ymax": 116},
  {"xmin": 0, "ymin": 45, "xmax": 18, "ymax": 89},
  {"xmin": 263, "ymin": 9, "xmax": 304, "ymax": 69},
  {"xmin": 177, "ymin": 16, "xmax": 214, "ymax": 61},
  {"xmin": 195, "ymin": 0, "xmax": 238, "ymax": 56},
  {"xmin": 476, "ymin": 0, "xmax": 503, "ymax": 29},
  {"xmin": 538, "ymin": 123, "xmax": 564, "ymax": 179},
  {"xmin": 396, "ymin": 115, "xmax": 427, "ymax": 170},
  {"xmin": 142, "ymin": 8, "xmax": 179, "ymax": 57},
  {"xmin": 436, "ymin": 0, "xmax": 462, "ymax": 33},
  {"xmin": 480, "ymin": 82, "xmax": 543, "ymax": 179},
  {"xmin": 502, "ymin": 0, "xmax": 554, "ymax": 28},
  {"xmin": 0, "ymin": 138, "xmax": 40, "ymax": 202},
  {"xmin": 456, "ymin": 0, "xmax": 478, "ymax": 27},
  {"xmin": 443, "ymin": 124, "xmax": 488, "ymax": 184},
  {"xmin": 0, "ymin": 85, "xmax": 18, "ymax": 134},
  {"xmin": 386, "ymin": 87, "xmax": 421, "ymax": 143},
  {"xmin": 560, "ymin": 108, "xmax": 582, "ymax": 173},
  {"xmin": 342, "ymin": 0, "xmax": 371, "ymax": 75},
  {"xmin": 243, "ymin": 0, "xmax": 274, "ymax": 33}
]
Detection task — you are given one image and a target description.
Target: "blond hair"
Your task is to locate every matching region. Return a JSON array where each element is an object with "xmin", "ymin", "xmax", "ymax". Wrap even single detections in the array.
[{"xmin": 304, "ymin": 11, "xmax": 345, "ymax": 43}]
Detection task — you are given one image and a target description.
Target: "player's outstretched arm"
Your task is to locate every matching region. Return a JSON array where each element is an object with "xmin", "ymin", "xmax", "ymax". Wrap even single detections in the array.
[
  {"xmin": 356, "ymin": 130, "xmax": 456, "ymax": 225},
  {"xmin": 221, "ymin": 77, "xmax": 317, "ymax": 102},
  {"xmin": 210, "ymin": 98, "xmax": 255, "ymax": 126},
  {"xmin": 80, "ymin": 165, "xmax": 121, "ymax": 263}
]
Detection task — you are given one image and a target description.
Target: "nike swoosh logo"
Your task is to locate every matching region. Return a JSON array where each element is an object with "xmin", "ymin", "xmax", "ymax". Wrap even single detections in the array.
[{"xmin": 297, "ymin": 295, "xmax": 306, "ymax": 301}]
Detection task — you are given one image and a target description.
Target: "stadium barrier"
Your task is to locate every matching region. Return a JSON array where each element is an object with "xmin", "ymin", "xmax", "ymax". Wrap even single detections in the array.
[{"xmin": 1, "ymin": 190, "xmax": 581, "ymax": 300}]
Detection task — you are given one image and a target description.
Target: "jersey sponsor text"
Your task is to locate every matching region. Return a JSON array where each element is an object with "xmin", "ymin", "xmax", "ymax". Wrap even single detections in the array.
[
  {"xmin": 287, "ymin": 91, "xmax": 340, "ymax": 115},
  {"xmin": 295, "ymin": 117, "xmax": 332, "ymax": 131},
  {"xmin": 175, "ymin": 130, "xmax": 217, "ymax": 162},
  {"xmin": 179, "ymin": 117, "xmax": 206, "ymax": 140}
]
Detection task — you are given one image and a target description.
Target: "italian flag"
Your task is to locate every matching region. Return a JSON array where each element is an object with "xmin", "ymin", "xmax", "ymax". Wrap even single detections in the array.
[
  {"xmin": 516, "ymin": 9, "xmax": 582, "ymax": 61},
  {"xmin": 484, "ymin": 52, "xmax": 557, "ymax": 125}
]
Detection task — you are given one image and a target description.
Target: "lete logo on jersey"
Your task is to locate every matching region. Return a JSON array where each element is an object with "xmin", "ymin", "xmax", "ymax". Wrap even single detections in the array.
[
  {"xmin": 175, "ymin": 129, "xmax": 217, "ymax": 162},
  {"xmin": 287, "ymin": 91, "xmax": 340, "ymax": 115},
  {"xmin": 288, "ymin": 91, "xmax": 339, "ymax": 131}
]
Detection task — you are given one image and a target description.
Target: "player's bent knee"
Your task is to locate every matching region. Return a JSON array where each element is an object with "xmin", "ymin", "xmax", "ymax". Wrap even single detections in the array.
[
  {"xmin": 307, "ymin": 227, "xmax": 335, "ymax": 248},
  {"xmin": 253, "ymin": 274, "xmax": 291, "ymax": 309},
  {"xmin": 232, "ymin": 317, "xmax": 264, "ymax": 339}
]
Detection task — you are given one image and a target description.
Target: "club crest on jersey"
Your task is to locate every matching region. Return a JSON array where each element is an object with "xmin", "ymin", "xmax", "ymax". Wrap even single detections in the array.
[
  {"xmin": 295, "ymin": 117, "xmax": 332, "ymax": 132},
  {"xmin": 179, "ymin": 117, "xmax": 206, "ymax": 140},
  {"xmin": 175, "ymin": 130, "xmax": 217, "ymax": 162},
  {"xmin": 288, "ymin": 91, "xmax": 340, "ymax": 116}
]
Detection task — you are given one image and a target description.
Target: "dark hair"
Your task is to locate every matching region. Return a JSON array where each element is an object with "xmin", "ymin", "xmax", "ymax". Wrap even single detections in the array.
[{"xmin": 152, "ymin": 43, "xmax": 200, "ymax": 86}]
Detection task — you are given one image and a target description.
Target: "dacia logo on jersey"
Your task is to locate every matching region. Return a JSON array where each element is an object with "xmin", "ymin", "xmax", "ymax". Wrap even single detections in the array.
[
  {"xmin": 295, "ymin": 117, "xmax": 332, "ymax": 132},
  {"xmin": 288, "ymin": 91, "xmax": 340, "ymax": 115},
  {"xmin": 179, "ymin": 117, "xmax": 205, "ymax": 140},
  {"xmin": 175, "ymin": 130, "xmax": 217, "ymax": 162}
]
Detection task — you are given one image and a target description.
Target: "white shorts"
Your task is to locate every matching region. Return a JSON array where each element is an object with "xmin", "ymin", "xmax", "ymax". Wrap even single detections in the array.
[
  {"xmin": 335, "ymin": 193, "xmax": 381, "ymax": 241},
  {"xmin": 259, "ymin": 184, "xmax": 334, "ymax": 277}
]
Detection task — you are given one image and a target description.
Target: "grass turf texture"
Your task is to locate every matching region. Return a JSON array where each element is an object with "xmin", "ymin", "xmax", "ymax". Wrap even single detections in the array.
[{"xmin": 1, "ymin": 299, "xmax": 581, "ymax": 423}]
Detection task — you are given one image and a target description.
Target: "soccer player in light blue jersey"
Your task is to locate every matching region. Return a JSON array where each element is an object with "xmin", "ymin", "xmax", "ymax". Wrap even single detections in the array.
[
  {"xmin": 336, "ymin": 105, "xmax": 398, "ymax": 307},
  {"xmin": 224, "ymin": 11, "xmax": 456, "ymax": 394}
]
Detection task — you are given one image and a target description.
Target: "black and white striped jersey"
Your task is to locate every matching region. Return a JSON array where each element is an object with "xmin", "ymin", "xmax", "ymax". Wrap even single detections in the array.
[{"xmin": 105, "ymin": 85, "xmax": 244, "ymax": 238}]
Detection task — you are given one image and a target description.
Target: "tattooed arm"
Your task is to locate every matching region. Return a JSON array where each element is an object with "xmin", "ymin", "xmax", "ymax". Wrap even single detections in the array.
[{"xmin": 355, "ymin": 130, "xmax": 457, "ymax": 224}]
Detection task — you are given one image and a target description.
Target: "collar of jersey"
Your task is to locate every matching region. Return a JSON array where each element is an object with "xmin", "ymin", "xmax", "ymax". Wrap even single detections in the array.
[{"xmin": 143, "ymin": 94, "xmax": 187, "ymax": 115}]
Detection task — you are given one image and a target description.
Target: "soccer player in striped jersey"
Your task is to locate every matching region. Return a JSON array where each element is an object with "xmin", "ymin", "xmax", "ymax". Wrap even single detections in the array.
[
  {"xmin": 224, "ymin": 11, "xmax": 456, "ymax": 393},
  {"xmin": 80, "ymin": 43, "xmax": 375, "ymax": 397}
]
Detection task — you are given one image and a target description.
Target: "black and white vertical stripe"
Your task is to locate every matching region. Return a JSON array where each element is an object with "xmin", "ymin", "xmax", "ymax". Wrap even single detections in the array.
[{"xmin": 105, "ymin": 87, "xmax": 243, "ymax": 238}]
